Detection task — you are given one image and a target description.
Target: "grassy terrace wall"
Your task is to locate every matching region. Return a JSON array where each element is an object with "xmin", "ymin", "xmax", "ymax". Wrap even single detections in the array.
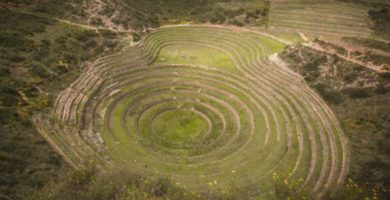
[
  {"xmin": 34, "ymin": 26, "xmax": 349, "ymax": 199},
  {"xmin": 269, "ymin": 0, "xmax": 372, "ymax": 37}
]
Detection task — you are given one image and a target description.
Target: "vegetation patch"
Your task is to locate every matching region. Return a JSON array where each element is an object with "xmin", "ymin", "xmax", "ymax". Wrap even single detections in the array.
[
  {"xmin": 0, "ymin": 7, "xmax": 123, "ymax": 199},
  {"xmin": 280, "ymin": 44, "xmax": 390, "ymax": 198},
  {"xmin": 368, "ymin": 7, "xmax": 390, "ymax": 40}
]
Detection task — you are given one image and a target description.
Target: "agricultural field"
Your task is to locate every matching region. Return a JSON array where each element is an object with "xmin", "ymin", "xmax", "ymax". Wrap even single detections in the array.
[
  {"xmin": 35, "ymin": 26, "xmax": 349, "ymax": 199},
  {"xmin": 269, "ymin": 0, "xmax": 372, "ymax": 36}
]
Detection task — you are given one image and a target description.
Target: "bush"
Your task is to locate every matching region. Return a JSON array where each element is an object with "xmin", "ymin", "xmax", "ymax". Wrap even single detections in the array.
[
  {"xmin": 0, "ymin": 32, "xmax": 34, "ymax": 50},
  {"xmin": 90, "ymin": 17, "xmax": 103, "ymax": 26},
  {"xmin": 368, "ymin": 8, "xmax": 390, "ymax": 39},
  {"xmin": 246, "ymin": 11, "xmax": 258, "ymax": 19},
  {"xmin": 54, "ymin": 64, "xmax": 69, "ymax": 74},
  {"xmin": 374, "ymin": 84, "xmax": 390, "ymax": 94},
  {"xmin": 313, "ymin": 83, "xmax": 343, "ymax": 104},
  {"xmin": 100, "ymin": 6, "xmax": 115, "ymax": 17},
  {"xmin": 30, "ymin": 64, "xmax": 51, "ymax": 79},
  {"xmin": 28, "ymin": 169, "xmax": 202, "ymax": 200},
  {"xmin": 99, "ymin": 30, "xmax": 117, "ymax": 39},
  {"xmin": 0, "ymin": 107, "xmax": 17, "ymax": 124},
  {"xmin": 230, "ymin": 19, "xmax": 244, "ymax": 27},
  {"xmin": 0, "ymin": 66, "xmax": 11, "ymax": 76},
  {"xmin": 85, "ymin": 39, "xmax": 98, "ymax": 48},
  {"xmin": 9, "ymin": 55, "xmax": 25, "ymax": 63},
  {"xmin": 131, "ymin": 32, "xmax": 141, "ymax": 42},
  {"xmin": 380, "ymin": 72, "xmax": 390, "ymax": 81},
  {"xmin": 73, "ymin": 31, "xmax": 99, "ymax": 42},
  {"xmin": 343, "ymin": 72, "xmax": 358, "ymax": 83},
  {"xmin": 63, "ymin": 53, "xmax": 78, "ymax": 65},
  {"xmin": 148, "ymin": 15, "xmax": 160, "ymax": 28},
  {"xmin": 209, "ymin": 13, "xmax": 226, "ymax": 24},
  {"xmin": 342, "ymin": 88, "xmax": 372, "ymax": 98},
  {"xmin": 103, "ymin": 40, "xmax": 117, "ymax": 48}
]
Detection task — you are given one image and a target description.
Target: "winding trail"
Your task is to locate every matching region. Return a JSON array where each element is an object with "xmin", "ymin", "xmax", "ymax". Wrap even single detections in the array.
[{"xmin": 303, "ymin": 42, "xmax": 388, "ymax": 73}]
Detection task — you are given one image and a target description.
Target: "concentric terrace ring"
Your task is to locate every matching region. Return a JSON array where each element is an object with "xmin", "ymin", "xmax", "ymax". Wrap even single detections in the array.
[{"xmin": 35, "ymin": 25, "xmax": 349, "ymax": 199}]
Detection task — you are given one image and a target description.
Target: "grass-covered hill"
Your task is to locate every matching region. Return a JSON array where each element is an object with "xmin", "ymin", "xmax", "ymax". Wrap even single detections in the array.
[
  {"xmin": 0, "ymin": 0, "xmax": 389, "ymax": 200},
  {"xmin": 0, "ymin": 0, "xmax": 270, "ymax": 31},
  {"xmin": 0, "ymin": 6, "xmax": 127, "ymax": 199}
]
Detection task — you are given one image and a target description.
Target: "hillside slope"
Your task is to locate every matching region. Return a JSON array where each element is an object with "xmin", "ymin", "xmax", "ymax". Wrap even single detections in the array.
[
  {"xmin": 280, "ymin": 42, "xmax": 390, "ymax": 198},
  {"xmin": 0, "ymin": 5, "xmax": 125, "ymax": 199}
]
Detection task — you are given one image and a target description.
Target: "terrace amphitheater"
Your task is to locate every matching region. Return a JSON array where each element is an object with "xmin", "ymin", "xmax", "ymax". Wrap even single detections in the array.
[{"xmin": 33, "ymin": 0, "xmax": 383, "ymax": 198}]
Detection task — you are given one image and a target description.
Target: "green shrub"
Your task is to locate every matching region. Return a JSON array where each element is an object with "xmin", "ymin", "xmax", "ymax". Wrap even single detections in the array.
[
  {"xmin": 28, "ymin": 169, "xmax": 202, "ymax": 200},
  {"xmin": 9, "ymin": 55, "xmax": 25, "ymax": 63},
  {"xmin": 30, "ymin": 65, "xmax": 51, "ymax": 79},
  {"xmin": 0, "ymin": 107, "xmax": 18, "ymax": 124},
  {"xmin": 342, "ymin": 88, "xmax": 372, "ymax": 98},
  {"xmin": 90, "ymin": 17, "xmax": 103, "ymax": 26},
  {"xmin": 103, "ymin": 40, "xmax": 117, "ymax": 48},
  {"xmin": 0, "ymin": 32, "xmax": 34, "ymax": 50},
  {"xmin": 73, "ymin": 30, "xmax": 99, "ymax": 42},
  {"xmin": 313, "ymin": 83, "xmax": 344, "ymax": 104},
  {"xmin": 100, "ymin": 6, "xmax": 115, "ymax": 17},
  {"xmin": 230, "ymin": 19, "xmax": 244, "ymax": 27},
  {"xmin": 380, "ymin": 72, "xmax": 390, "ymax": 81},
  {"xmin": 368, "ymin": 8, "xmax": 390, "ymax": 39},
  {"xmin": 0, "ymin": 66, "xmax": 11, "ymax": 76},
  {"xmin": 131, "ymin": 32, "xmax": 141, "ymax": 42},
  {"xmin": 374, "ymin": 84, "xmax": 390, "ymax": 94},
  {"xmin": 148, "ymin": 15, "xmax": 160, "ymax": 28}
]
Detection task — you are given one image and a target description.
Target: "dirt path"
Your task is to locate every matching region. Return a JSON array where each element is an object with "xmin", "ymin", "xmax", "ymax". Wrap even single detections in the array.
[
  {"xmin": 299, "ymin": 33, "xmax": 309, "ymax": 42},
  {"xmin": 303, "ymin": 42, "xmax": 389, "ymax": 73},
  {"xmin": 7, "ymin": 6, "xmax": 132, "ymax": 34},
  {"xmin": 58, "ymin": 19, "xmax": 98, "ymax": 30},
  {"xmin": 59, "ymin": 18, "xmax": 133, "ymax": 34}
]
